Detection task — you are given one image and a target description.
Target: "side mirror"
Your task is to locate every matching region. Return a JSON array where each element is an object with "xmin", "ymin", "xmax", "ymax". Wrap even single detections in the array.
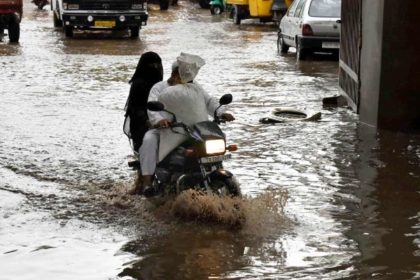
[
  {"xmin": 219, "ymin": 94, "xmax": 233, "ymax": 106},
  {"xmin": 147, "ymin": 101, "xmax": 165, "ymax": 111}
]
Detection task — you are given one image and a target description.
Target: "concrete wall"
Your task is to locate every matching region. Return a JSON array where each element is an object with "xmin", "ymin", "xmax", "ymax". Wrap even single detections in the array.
[
  {"xmin": 360, "ymin": 0, "xmax": 420, "ymax": 131},
  {"xmin": 359, "ymin": 0, "xmax": 384, "ymax": 128},
  {"xmin": 379, "ymin": 0, "xmax": 420, "ymax": 131}
]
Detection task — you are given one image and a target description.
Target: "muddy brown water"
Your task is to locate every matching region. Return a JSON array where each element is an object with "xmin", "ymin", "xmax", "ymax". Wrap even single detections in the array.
[{"xmin": 1, "ymin": 1, "xmax": 419, "ymax": 279}]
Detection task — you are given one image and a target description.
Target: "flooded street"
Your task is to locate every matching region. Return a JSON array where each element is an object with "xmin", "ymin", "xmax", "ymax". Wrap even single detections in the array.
[{"xmin": 1, "ymin": 1, "xmax": 420, "ymax": 279}]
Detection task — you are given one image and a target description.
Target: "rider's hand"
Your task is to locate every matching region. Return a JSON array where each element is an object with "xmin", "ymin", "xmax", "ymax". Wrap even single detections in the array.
[
  {"xmin": 156, "ymin": 119, "xmax": 171, "ymax": 128},
  {"xmin": 221, "ymin": 113, "xmax": 235, "ymax": 122}
]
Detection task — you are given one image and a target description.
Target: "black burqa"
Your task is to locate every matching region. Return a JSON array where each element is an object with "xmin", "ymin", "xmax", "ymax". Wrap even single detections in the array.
[{"xmin": 124, "ymin": 52, "xmax": 163, "ymax": 151}]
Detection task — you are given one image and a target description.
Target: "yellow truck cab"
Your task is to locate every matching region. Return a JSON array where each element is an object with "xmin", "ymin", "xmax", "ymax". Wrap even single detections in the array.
[{"xmin": 228, "ymin": 0, "xmax": 292, "ymax": 25}]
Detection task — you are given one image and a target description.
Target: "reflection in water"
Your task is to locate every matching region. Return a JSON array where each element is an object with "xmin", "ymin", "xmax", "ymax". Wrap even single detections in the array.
[
  {"xmin": 347, "ymin": 127, "xmax": 420, "ymax": 279},
  {"xmin": 119, "ymin": 229, "xmax": 256, "ymax": 280},
  {"xmin": 103, "ymin": 188, "xmax": 289, "ymax": 279}
]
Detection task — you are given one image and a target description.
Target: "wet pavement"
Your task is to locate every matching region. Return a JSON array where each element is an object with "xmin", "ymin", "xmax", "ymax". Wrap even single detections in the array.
[{"xmin": 1, "ymin": 1, "xmax": 419, "ymax": 279}]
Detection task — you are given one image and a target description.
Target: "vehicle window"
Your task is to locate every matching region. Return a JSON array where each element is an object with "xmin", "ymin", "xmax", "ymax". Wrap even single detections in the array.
[
  {"xmin": 308, "ymin": 0, "xmax": 341, "ymax": 17},
  {"xmin": 287, "ymin": 0, "xmax": 303, "ymax": 17},
  {"xmin": 294, "ymin": 0, "xmax": 307, "ymax": 18}
]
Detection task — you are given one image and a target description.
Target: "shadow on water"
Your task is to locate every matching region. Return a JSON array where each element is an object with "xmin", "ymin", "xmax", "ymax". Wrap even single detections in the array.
[
  {"xmin": 57, "ymin": 32, "xmax": 147, "ymax": 55},
  {"xmin": 335, "ymin": 125, "xmax": 420, "ymax": 279},
  {"xmin": 0, "ymin": 42, "xmax": 22, "ymax": 56}
]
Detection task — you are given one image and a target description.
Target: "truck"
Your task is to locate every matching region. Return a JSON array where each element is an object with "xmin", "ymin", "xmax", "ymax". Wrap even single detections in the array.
[
  {"xmin": 51, "ymin": 0, "xmax": 148, "ymax": 38},
  {"xmin": 0, "ymin": 0, "xmax": 22, "ymax": 42}
]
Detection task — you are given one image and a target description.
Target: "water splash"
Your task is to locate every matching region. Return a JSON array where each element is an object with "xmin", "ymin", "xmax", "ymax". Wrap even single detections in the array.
[{"xmin": 155, "ymin": 188, "xmax": 289, "ymax": 235}]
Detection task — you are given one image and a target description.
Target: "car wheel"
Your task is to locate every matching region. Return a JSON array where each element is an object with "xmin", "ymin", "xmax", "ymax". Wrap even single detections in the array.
[
  {"xmin": 296, "ymin": 42, "xmax": 307, "ymax": 61},
  {"xmin": 160, "ymin": 0, "xmax": 169, "ymax": 10},
  {"xmin": 130, "ymin": 26, "xmax": 140, "ymax": 38},
  {"xmin": 277, "ymin": 33, "xmax": 289, "ymax": 54},
  {"xmin": 332, "ymin": 50, "xmax": 339, "ymax": 60},
  {"xmin": 233, "ymin": 6, "xmax": 241, "ymax": 25},
  {"xmin": 64, "ymin": 26, "xmax": 73, "ymax": 38},
  {"xmin": 8, "ymin": 16, "xmax": 20, "ymax": 43},
  {"xmin": 212, "ymin": 177, "xmax": 241, "ymax": 197},
  {"xmin": 210, "ymin": 5, "xmax": 223, "ymax": 15}
]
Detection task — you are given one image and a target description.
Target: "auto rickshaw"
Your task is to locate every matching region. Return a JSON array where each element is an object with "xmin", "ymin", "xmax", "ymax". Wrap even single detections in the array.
[{"xmin": 226, "ymin": 0, "xmax": 292, "ymax": 25}]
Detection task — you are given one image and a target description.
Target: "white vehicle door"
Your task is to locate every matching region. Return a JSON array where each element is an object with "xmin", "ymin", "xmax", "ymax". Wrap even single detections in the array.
[
  {"xmin": 281, "ymin": 0, "xmax": 301, "ymax": 46},
  {"xmin": 290, "ymin": 0, "xmax": 307, "ymax": 46}
]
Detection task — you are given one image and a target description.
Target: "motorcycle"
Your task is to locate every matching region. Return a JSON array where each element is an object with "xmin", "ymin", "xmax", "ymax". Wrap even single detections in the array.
[
  {"xmin": 32, "ymin": 0, "xmax": 49, "ymax": 10},
  {"xmin": 128, "ymin": 93, "xmax": 240, "ymax": 197}
]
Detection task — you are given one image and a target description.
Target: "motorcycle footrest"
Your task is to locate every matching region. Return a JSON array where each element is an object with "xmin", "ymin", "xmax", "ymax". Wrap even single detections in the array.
[{"xmin": 128, "ymin": 160, "xmax": 140, "ymax": 170}]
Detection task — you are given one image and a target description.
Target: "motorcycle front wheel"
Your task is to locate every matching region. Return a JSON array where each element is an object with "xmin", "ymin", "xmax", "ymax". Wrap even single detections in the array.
[{"xmin": 212, "ymin": 177, "xmax": 241, "ymax": 197}]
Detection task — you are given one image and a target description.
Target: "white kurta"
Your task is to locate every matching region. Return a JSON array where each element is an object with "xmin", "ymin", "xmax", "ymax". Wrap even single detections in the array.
[
  {"xmin": 157, "ymin": 83, "xmax": 224, "ymax": 126},
  {"xmin": 140, "ymin": 82, "xmax": 227, "ymax": 174},
  {"xmin": 156, "ymin": 83, "xmax": 226, "ymax": 161},
  {"xmin": 147, "ymin": 80, "xmax": 171, "ymax": 126}
]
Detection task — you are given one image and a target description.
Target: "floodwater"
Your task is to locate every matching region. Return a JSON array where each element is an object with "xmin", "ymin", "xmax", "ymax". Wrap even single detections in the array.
[{"xmin": 1, "ymin": 1, "xmax": 419, "ymax": 279}]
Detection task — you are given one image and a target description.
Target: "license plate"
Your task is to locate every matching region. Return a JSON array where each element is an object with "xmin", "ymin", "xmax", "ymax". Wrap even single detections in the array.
[
  {"xmin": 322, "ymin": 42, "xmax": 340, "ymax": 49},
  {"xmin": 200, "ymin": 154, "xmax": 231, "ymax": 164},
  {"xmin": 94, "ymin": 20, "xmax": 116, "ymax": 28}
]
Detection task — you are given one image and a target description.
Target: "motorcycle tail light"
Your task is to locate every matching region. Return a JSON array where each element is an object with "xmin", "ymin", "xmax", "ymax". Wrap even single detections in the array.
[
  {"xmin": 184, "ymin": 149, "xmax": 195, "ymax": 157},
  {"xmin": 227, "ymin": 144, "xmax": 238, "ymax": 152}
]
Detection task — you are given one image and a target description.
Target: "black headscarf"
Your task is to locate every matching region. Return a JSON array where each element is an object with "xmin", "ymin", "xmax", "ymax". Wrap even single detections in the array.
[
  {"xmin": 124, "ymin": 51, "xmax": 163, "ymax": 150},
  {"xmin": 129, "ymin": 51, "xmax": 163, "ymax": 84}
]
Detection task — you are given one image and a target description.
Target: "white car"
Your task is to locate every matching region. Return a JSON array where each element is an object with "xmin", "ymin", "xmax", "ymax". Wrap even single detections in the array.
[{"xmin": 278, "ymin": 0, "xmax": 341, "ymax": 60}]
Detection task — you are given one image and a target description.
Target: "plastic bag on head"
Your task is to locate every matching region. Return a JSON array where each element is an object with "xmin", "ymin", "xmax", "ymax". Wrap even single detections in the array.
[{"xmin": 176, "ymin": 53, "xmax": 205, "ymax": 83}]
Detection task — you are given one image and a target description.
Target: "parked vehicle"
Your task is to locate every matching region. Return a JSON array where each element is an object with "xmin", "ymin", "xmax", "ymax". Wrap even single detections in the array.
[
  {"xmin": 226, "ymin": 0, "xmax": 292, "ymax": 25},
  {"xmin": 128, "ymin": 94, "xmax": 241, "ymax": 197},
  {"xmin": 32, "ymin": 0, "xmax": 48, "ymax": 9},
  {"xmin": 278, "ymin": 0, "xmax": 341, "ymax": 60},
  {"xmin": 209, "ymin": 0, "xmax": 227, "ymax": 15},
  {"xmin": 51, "ymin": 0, "xmax": 148, "ymax": 38},
  {"xmin": 0, "ymin": 0, "xmax": 22, "ymax": 42}
]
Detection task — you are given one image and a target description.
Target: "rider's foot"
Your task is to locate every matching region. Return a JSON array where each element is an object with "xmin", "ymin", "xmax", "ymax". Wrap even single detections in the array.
[
  {"xmin": 128, "ymin": 185, "xmax": 142, "ymax": 195},
  {"xmin": 142, "ymin": 185, "xmax": 155, "ymax": 197}
]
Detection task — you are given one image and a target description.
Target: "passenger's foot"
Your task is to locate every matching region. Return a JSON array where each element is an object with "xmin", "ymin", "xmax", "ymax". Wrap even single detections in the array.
[{"xmin": 142, "ymin": 185, "xmax": 156, "ymax": 197}]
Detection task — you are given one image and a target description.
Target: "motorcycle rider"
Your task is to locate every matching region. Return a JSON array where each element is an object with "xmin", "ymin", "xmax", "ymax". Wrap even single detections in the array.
[{"xmin": 140, "ymin": 53, "xmax": 234, "ymax": 197}]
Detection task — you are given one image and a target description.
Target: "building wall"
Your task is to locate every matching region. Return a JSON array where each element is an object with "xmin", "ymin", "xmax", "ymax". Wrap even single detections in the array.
[
  {"xmin": 378, "ymin": 0, "xmax": 420, "ymax": 130},
  {"xmin": 359, "ymin": 0, "xmax": 384, "ymax": 128},
  {"xmin": 359, "ymin": 0, "xmax": 420, "ymax": 131}
]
